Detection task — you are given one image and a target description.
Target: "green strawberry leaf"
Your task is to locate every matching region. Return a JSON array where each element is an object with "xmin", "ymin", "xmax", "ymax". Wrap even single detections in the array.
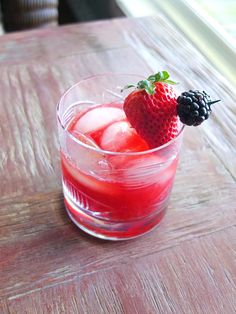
[
  {"xmin": 149, "ymin": 71, "xmax": 170, "ymax": 82},
  {"xmin": 147, "ymin": 71, "xmax": 177, "ymax": 85},
  {"xmin": 147, "ymin": 75, "xmax": 156, "ymax": 83},
  {"xmin": 162, "ymin": 71, "xmax": 170, "ymax": 80},
  {"xmin": 120, "ymin": 84, "xmax": 135, "ymax": 92},
  {"xmin": 145, "ymin": 85, "xmax": 155, "ymax": 95},
  {"xmin": 157, "ymin": 71, "xmax": 170, "ymax": 81},
  {"xmin": 137, "ymin": 80, "xmax": 155, "ymax": 95},
  {"xmin": 121, "ymin": 70, "xmax": 177, "ymax": 95},
  {"xmin": 164, "ymin": 79, "xmax": 178, "ymax": 85}
]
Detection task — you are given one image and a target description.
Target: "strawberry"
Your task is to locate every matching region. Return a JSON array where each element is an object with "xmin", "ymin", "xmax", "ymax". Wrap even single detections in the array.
[{"xmin": 123, "ymin": 71, "xmax": 179, "ymax": 148}]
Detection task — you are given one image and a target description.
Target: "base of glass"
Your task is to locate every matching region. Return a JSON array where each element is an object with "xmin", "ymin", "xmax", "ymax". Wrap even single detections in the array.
[{"xmin": 64, "ymin": 194, "xmax": 167, "ymax": 241}]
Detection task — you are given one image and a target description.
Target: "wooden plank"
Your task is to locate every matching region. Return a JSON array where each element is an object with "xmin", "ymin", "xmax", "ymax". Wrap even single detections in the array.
[
  {"xmin": 7, "ymin": 227, "xmax": 236, "ymax": 314},
  {"xmin": 0, "ymin": 15, "xmax": 236, "ymax": 312},
  {"xmin": 0, "ymin": 16, "xmax": 235, "ymax": 198},
  {"xmin": 1, "ymin": 130, "xmax": 235, "ymax": 298},
  {"xmin": 0, "ymin": 47, "xmax": 149, "ymax": 198},
  {"xmin": 0, "ymin": 300, "xmax": 9, "ymax": 314},
  {"xmin": 0, "ymin": 19, "xmax": 127, "ymax": 66}
]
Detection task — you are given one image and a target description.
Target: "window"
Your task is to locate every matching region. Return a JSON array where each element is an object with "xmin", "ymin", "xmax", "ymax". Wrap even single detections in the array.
[{"xmin": 116, "ymin": 0, "xmax": 236, "ymax": 85}]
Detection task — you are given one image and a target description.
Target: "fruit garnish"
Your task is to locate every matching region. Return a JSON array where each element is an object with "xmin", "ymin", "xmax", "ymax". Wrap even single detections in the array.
[
  {"xmin": 122, "ymin": 71, "xmax": 220, "ymax": 148},
  {"xmin": 177, "ymin": 90, "xmax": 220, "ymax": 126},
  {"xmin": 121, "ymin": 70, "xmax": 177, "ymax": 95},
  {"xmin": 122, "ymin": 71, "xmax": 179, "ymax": 148}
]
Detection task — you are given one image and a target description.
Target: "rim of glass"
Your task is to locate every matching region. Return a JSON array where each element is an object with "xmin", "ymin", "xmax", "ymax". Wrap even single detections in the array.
[{"xmin": 57, "ymin": 73, "xmax": 185, "ymax": 156}]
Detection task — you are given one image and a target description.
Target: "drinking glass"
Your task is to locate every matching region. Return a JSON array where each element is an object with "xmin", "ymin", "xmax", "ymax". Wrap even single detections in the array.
[{"xmin": 57, "ymin": 74, "xmax": 184, "ymax": 240}]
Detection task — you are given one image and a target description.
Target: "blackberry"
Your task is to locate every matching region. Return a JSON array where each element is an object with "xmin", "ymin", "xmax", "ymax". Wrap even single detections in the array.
[{"xmin": 177, "ymin": 90, "xmax": 220, "ymax": 126}]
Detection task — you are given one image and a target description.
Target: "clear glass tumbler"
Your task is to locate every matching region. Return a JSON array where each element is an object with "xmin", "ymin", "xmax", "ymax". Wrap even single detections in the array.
[{"xmin": 57, "ymin": 74, "xmax": 184, "ymax": 240}]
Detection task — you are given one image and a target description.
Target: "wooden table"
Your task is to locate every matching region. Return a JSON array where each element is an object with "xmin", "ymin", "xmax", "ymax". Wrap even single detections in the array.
[{"xmin": 0, "ymin": 15, "xmax": 236, "ymax": 314}]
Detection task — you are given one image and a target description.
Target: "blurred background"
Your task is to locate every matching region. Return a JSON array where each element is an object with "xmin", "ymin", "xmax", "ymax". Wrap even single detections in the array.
[
  {"xmin": 0, "ymin": 0, "xmax": 124, "ymax": 33},
  {"xmin": 0, "ymin": 0, "xmax": 235, "ymax": 83}
]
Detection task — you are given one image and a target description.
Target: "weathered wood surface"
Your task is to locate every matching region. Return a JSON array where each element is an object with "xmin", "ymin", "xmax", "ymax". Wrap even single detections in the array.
[{"xmin": 0, "ymin": 15, "xmax": 235, "ymax": 313}]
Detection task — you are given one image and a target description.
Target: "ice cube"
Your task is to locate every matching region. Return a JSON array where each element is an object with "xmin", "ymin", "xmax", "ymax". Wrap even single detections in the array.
[
  {"xmin": 122, "ymin": 154, "xmax": 176, "ymax": 185},
  {"xmin": 65, "ymin": 130, "xmax": 114, "ymax": 182},
  {"xmin": 70, "ymin": 130, "xmax": 100, "ymax": 148},
  {"xmin": 62, "ymin": 154, "xmax": 117, "ymax": 196},
  {"xmin": 66, "ymin": 131, "xmax": 101, "ymax": 171},
  {"xmin": 100, "ymin": 121, "xmax": 148, "ymax": 152},
  {"xmin": 74, "ymin": 106, "xmax": 126, "ymax": 134}
]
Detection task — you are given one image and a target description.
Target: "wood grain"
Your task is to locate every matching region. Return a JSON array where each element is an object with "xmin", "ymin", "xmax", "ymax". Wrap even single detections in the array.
[
  {"xmin": 0, "ymin": 20, "xmax": 127, "ymax": 66},
  {"xmin": 113, "ymin": 17, "xmax": 236, "ymax": 179},
  {"xmin": 0, "ymin": 300, "xmax": 9, "ymax": 314},
  {"xmin": 6, "ymin": 227, "xmax": 236, "ymax": 314},
  {"xmin": 0, "ymin": 127, "xmax": 235, "ymax": 299},
  {"xmin": 0, "ymin": 14, "xmax": 236, "ymax": 313}
]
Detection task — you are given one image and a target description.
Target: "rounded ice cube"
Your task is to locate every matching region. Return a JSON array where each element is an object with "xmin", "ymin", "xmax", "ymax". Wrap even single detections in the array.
[
  {"xmin": 74, "ymin": 106, "xmax": 126, "ymax": 134},
  {"xmin": 100, "ymin": 121, "xmax": 148, "ymax": 152}
]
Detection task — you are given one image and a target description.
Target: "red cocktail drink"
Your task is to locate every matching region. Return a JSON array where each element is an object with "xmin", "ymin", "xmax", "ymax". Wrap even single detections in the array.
[{"xmin": 57, "ymin": 74, "xmax": 184, "ymax": 240}]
